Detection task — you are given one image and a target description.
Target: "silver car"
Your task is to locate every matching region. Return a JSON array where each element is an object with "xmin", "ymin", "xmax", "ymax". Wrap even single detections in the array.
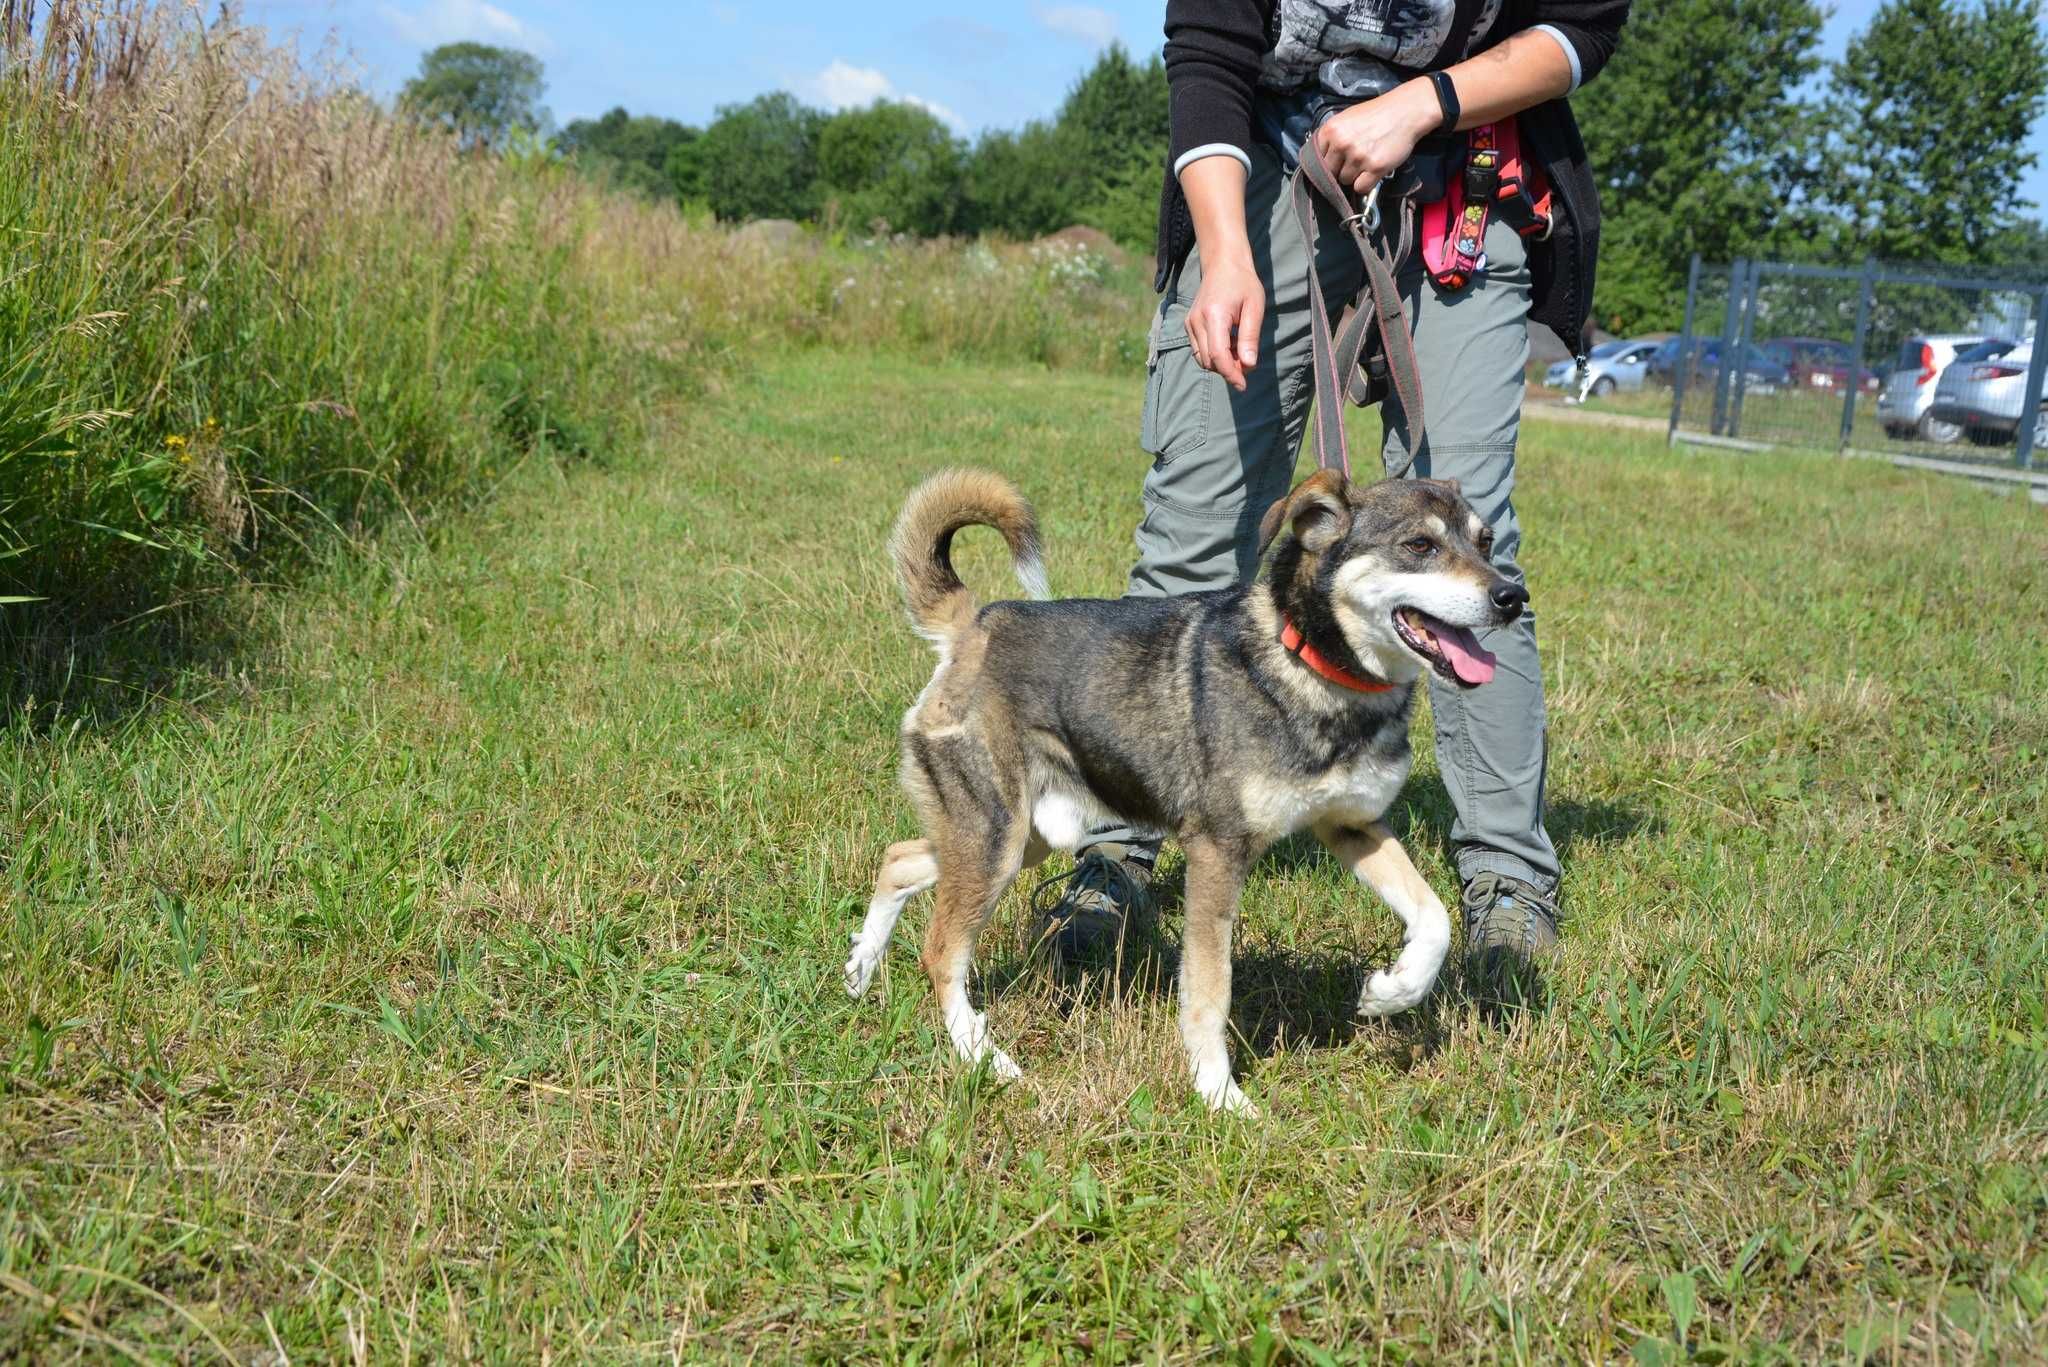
[
  {"xmin": 1543, "ymin": 338, "xmax": 1660, "ymax": 399},
  {"xmin": 1877, "ymin": 334, "xmax": 1987, "ymax": 442},
  {"xmin": 1929, "ymin": 339, "xmax": 2041, "ymax": 446}
]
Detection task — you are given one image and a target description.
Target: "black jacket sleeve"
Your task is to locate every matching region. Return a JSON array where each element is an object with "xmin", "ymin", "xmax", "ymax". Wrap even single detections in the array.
[
  {"xmin": 1528, "ymin": 0, "xmax": 1629, "ymax": 87},
  {"xmin": 1163, "ymin": 0, "xmax": 1267, "ymax": 173}
]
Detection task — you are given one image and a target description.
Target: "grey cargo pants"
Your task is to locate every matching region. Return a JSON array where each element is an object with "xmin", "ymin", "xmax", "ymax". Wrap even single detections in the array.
[{"xmin": 1096, "ymin": 142, "xmax": 1558, "ymax": 893}]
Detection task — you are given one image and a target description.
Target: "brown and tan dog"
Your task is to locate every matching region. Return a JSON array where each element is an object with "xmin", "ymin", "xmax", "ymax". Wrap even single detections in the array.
[{"xmin": 845, "ymin": 467, "xmax": 1524, "ymax": 1113}]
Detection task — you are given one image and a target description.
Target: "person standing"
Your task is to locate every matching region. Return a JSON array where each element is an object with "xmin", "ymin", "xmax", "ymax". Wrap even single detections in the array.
[{"xmin": 1034, "ymin": 0, "xmax": 1630, "ymax": 983}]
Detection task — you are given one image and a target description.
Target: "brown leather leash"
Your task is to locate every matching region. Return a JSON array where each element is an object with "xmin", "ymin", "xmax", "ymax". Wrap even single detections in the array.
[{"xmin": 1288, "ymin": 150, "xmax": 1427, "ymax": 478}]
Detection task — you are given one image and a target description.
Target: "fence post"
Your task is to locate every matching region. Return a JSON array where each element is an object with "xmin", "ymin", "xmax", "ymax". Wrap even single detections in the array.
[
  {"xmin": 1711, "ymin": 258, "xmax": 1747, "ymax": 436},
  {"xmin": 1839, "ymin": 258, "xmax": 1876, "ymax": 453},
  {"xmin": 1669, "ymin": 254, "xmax": 1702, "ymax": 444},
  {"xmin": 1728, "ymin": 262, "xmax": 1765, "ymax": 440},
  {"xmin": 2015, "ymin": 287, "xmax": 2048, "ymax": 471}
]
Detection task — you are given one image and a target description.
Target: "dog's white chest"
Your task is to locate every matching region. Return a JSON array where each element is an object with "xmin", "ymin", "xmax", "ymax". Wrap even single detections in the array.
[{"xmin": 1236, "ymin": 751, "xmax": 1410, "ymax": 840}]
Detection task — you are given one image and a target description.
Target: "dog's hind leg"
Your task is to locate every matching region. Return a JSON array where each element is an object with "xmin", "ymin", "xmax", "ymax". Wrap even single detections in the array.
[
  {"xmin": 1178, "ymin": 835, "xmax": 1257, "ymax": 1116},
  {"xmin": 1316, "ymin": 820, "xmax": 1451, "ymax": 1016},
  {"xmin": 846, "ymin": 839, "xmax": 937, "ymax": 997},
  {"xmin": 921, "ymin": 817, "xmax": 1032, "ymax": 1081}
]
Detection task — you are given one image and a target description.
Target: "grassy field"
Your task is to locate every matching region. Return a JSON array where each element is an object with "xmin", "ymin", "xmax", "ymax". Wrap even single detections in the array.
[
  {"xmin": 2, "ymin": 1, "xmax": 1149, "ymax": 713},
  {"xmin": 6, "ymin": 351, "xmax": 2047, "ymax": 1361},
  {"xmin": 1578, "ymin": 383, "xmax": 2041, "ymax": 471}
]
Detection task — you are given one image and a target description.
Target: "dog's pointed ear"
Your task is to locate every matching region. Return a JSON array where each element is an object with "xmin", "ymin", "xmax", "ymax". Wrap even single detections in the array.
[
  {"xmin": 1258, "ymin": 468, "xmax": 1352, "ymax": 557},
  {"xmin": 1423, "ymin": 476, "xmax": 1462, "ymax": 497}
]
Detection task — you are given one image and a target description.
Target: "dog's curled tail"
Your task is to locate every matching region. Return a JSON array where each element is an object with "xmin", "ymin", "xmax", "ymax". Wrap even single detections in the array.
[{"xmin": 889, "ymin": 468, "xmax": 1047, "ymax": 647}]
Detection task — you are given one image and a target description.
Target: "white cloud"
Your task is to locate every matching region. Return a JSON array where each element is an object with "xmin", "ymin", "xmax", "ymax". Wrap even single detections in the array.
[
  {"xmin": 378, "ymin": 0, "xmax": 550, "ymax": 53},
  {"xmin": 805, "ymin": 59, "xmax": 964, "ymax": 129},
  {"xmin": 813, "ymin": 59, "xmax": 895, "ymax": 109},
  {"xmin": 1034, "ymin": 4, "xmax": 1120, "ymax": 47}
]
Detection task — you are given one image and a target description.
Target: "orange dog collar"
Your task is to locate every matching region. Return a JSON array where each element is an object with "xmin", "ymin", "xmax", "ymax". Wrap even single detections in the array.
[{"xmin": 1280, "ymin": 617, "xmax": 1395, "ymax": 694}]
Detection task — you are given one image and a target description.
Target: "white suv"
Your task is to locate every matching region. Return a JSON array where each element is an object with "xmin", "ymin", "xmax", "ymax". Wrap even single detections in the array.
[{"xmin": 1878, "ymin": 334, "xmax": 1987, "ymax": 443}]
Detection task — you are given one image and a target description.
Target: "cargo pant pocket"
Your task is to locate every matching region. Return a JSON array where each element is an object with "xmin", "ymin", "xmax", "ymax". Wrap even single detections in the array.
[{"xmin": 1139, "ymin": 320, "xmax": 1212, "ymax": 463}]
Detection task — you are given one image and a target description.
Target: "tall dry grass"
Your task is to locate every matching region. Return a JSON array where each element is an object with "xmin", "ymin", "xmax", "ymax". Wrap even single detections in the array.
[{"xmin": 0, "ymin": 0, "xmax": 1149, "ymax": 714}]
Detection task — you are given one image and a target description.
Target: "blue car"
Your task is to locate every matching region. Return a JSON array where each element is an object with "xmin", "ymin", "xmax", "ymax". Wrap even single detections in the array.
[{"xmin": 1646, "ymin": 338, "xmax": 1793, "ymax": 391}]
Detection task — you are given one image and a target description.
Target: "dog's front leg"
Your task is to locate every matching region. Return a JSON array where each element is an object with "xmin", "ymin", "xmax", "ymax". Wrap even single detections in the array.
[
  {"xmin": 846, "ymin": 840, "xmax": 938, "ymax": 997},
  {"xmin": 1178, "ymin": 835, "xmax": 1256, "ymax": 1116},
  {"xmin": 1316, "ymin": 820, "xmax": 1451, "ymax": 1016}
]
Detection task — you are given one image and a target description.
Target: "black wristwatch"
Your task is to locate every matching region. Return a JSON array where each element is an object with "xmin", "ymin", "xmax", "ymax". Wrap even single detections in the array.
[{"xmin": 1427, "ymin": 70, "xmax": 1461, "ymax": 136}]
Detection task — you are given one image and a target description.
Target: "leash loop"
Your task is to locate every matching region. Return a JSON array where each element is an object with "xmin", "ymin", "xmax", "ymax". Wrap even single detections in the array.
[{"xmin": 1289, "ymin": 152, "xmax": 1426, "ymax": 480}]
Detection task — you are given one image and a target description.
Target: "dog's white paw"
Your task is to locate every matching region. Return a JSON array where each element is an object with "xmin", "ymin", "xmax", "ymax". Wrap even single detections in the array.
[
  {"xmin": 945, "ymin": 1006, "xmax": 1022, "ymax": 1081},
  {"xmin": 1203, "ymin": 1079, "xmax": 1260, "ymax": 1117},
  {"xmin": 843, "ymin": 950, "xmax": 880, "ymax": 998},
  {"xmin": 1357, "ymin": 966, "xmax": 1433, "ymax": 1017},
  {"xmin": 1193, "ymin": 1060, "xmax": 1259, "ymax": 1117}
]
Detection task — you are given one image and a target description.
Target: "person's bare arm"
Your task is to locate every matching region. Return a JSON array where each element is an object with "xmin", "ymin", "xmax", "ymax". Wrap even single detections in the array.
[
  {"xmin": 1314, "ymin": 29, "xmax": 1575, "ymax": 197},
  {"xmin": 1180, "ymin": 155, "xmax": 1264, "ymax": 392},
  {"xmin": 1179, "ymin": 24, "xmax": 1586, "ymax": 387}
]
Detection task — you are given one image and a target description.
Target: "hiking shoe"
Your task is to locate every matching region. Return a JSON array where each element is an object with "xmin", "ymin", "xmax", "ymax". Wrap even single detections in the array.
[
  {"xmin": 1462, "ymin": 871, "xmax": 1562, "ymax": 991},
  {"xmin": 1029, "ymin": 843, "xmax": 1154, "ymax": 963}
]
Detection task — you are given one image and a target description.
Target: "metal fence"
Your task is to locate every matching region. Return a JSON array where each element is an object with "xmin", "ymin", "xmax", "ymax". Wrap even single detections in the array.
[{"xmin": 1665, "ymin": 255, "xmax": 2046, "ymax": 471}]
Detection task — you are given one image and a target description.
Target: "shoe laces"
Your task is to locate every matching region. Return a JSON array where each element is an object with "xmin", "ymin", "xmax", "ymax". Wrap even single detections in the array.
[
  {"xmin": 1462, "ymin": 871, "xmax": 1562, "ymax": 937},
  {"xmin": 1030, "ymin": 849, "xmax": 1148, "ymax": 928}
]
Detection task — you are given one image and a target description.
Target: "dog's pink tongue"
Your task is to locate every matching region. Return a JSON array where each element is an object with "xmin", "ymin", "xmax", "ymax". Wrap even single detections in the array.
[{"xmin": 1431, "ymin": 619, "xmax": 1497, "ymax": 685}]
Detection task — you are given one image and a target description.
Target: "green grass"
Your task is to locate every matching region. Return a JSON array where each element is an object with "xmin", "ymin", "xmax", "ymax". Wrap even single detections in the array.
[
  {"xmin": 2, "ymin": 5, "xmax": 1151, "ymax": 715},
  {"xmin": 1585, "ymin": 383, "xmax": 2039, "ymax": 470},
  {"xmin": 5, "ymin": 351, "xmax": 2047, "ymax": 1361}
]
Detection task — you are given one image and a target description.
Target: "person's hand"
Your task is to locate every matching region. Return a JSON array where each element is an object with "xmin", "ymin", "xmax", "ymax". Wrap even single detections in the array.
[
  {"xmin": 1314, "ymin": 79, "xmax": 1442, "ymax": 199},
  {"xmin": 1186, "ymin": 254, "xmax": 1265, "ymax": 392}
]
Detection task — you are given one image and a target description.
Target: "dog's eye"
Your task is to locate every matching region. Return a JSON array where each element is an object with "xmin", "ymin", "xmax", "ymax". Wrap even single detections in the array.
[{"xmin": 1404, "ymin": 538, "xmax": 1436, "ymax": 556}]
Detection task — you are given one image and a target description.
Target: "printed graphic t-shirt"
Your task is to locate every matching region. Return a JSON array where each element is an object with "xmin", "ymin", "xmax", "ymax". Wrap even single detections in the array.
[{"xmin": 1260, "ymin": 0, "xmax": 1507, "ymax": 101}]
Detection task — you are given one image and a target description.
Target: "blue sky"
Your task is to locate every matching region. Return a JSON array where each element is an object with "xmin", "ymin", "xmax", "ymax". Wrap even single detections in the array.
[{"xmin": 247, "ymin": 0, "xmax": 2048, "ymax": 210}]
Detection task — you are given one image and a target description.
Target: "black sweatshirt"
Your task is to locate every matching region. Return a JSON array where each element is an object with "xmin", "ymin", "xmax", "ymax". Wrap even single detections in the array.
[{"xmin": 1155, "ymin": 0, "xmax": 1631, "ymax": 354}]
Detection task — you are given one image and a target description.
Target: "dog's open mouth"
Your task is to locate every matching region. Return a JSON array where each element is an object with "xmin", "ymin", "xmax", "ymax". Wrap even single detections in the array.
[{"xmin": 1394, "ymin": 608, "xmax": 1497, "ymax": 687}]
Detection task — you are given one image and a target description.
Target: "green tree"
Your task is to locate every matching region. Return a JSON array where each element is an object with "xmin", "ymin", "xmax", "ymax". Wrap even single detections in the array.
[
  {"xmin": 665, "ymin": 133, "xmax": 709, "ymax": 206},
  {"xmin": 1047, "ymin": 45, "xmax": 1170, "ymax": 248},
  {"xmin": 1574, "ymin": 0, "xmax": 1827, "ymax": 332},
  {"xmin": 816, "ymin": 102, "xmax": 966, "ymax": 236},
  {"xmin": 1817, "ymin": 0, "xmax": 2048, "ymax": 265},
  {"xmin": 399, "ymin": 43, "xmax": 547, "ymax": 151},
  {"xmin": 698, "ymin": 92, "xmax": 824, "ymax": 222},
  {"xmin": 558, "ymin": 106, "xmax": 700, "ymax": 198},
  {"xmin": 963, "ymin": 122, "xmax": 1072, "ymax": 238},
  {"xmin": 1988, "ymin": 216, "xmax": 2048, "ymax": 281}
]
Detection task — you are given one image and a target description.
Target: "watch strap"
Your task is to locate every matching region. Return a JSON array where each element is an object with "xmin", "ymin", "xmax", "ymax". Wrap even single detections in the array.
[{"xmin": 1428, "ymin": 71, "xmax": 1461, "ymax": 136}]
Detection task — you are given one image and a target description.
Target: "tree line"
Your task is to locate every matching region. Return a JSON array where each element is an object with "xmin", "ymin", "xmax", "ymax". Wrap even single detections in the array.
[
  {"xmin": 546, "ymin": 47, "xmax": 1168, "ymax": 247},
  {"xmin": 402, "ymin": 0, "xmax": 2048, "ymax": 332}
]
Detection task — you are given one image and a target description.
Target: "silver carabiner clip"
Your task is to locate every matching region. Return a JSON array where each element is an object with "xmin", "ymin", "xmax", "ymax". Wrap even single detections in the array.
[{"xmin": 1341, "ymin": 181, "xmax": 1383, "ymax": 235}]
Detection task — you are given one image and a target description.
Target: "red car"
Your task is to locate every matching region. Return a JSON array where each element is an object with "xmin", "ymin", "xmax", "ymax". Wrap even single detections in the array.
[{"xmin": 1761, "ymin": 337, "xmax": 1882, "ymax": 394}]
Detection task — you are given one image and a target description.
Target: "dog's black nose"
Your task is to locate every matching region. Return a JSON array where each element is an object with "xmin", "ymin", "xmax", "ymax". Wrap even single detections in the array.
[{"xmin": 1491, "ymin": 581, "xmax": 1529, "ymax": 619}]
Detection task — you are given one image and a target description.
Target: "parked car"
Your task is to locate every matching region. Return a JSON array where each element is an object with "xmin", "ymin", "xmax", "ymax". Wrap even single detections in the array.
[
  {"xmin": 1645, "ymin": 338, "xmax": 1792, "ymax": 391},
  {"xmin": 1759, "ymin": 336, "xmax": 1881, "ymax": 393},
  {"xmin": 1543, "ymin": 338, "xmax": 1660, "ymax": 397},
  {"xmin": 1927, "ymin": 339, "xmax": 2042, "ymax": 446},
  {"xmin": 1877, "ymin": 334, "xmax": 1987, "ymax": 443}
]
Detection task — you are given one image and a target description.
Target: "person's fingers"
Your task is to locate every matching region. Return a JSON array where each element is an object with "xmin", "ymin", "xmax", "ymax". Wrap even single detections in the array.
[
  {"xmin": 1186, "ymin": 311, "xmax": 1209, "ymax": 371},
  {"xmin": 1236, "ymin": 290, "xmax": 1264, "ymax": 370},
  {"xmin": 1351, "ymin": 166, "xmax": 1379, "ymax": 198},
  {"xmin": 1316, "ymin": 129, "xmax": 1347, "ymax": 180},
  {"xmin": 1205, "ymin": 306, "xmax": 1246, "ymax": 389}
]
